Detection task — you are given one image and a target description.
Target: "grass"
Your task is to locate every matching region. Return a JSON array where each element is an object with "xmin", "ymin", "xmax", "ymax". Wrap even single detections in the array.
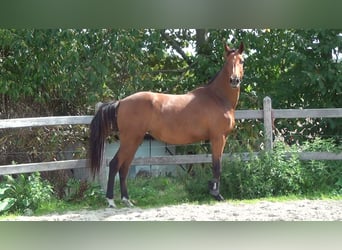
[
  {"xmin": 14, "ymin": 175, "xmax": 342, "ymax": 215},
  {"xmin": 1, "ymin": 177, "xmax": 341, "ymax": 220},
  {"xmin": 226, "ymin": 193, "xmax": 342, "ymax": 206},
  {"xmin": 123, "ymin": 175, "xmax": 190, "ymax": 208},
  {"xmin": 34, "ymin": 199, "xmax": 107, "ymax": 216},
  {"xmin": 1, "ymin": 136, "xmax": 341, "ymax": 218}
]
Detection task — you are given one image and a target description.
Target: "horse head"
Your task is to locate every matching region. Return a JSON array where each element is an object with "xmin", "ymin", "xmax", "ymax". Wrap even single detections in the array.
[{"xmin": 224, "ymin": 42, "xmax": 244, "ymax": 88}]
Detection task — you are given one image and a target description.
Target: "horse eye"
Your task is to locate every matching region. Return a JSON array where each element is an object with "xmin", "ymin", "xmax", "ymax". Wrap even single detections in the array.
[{"xmin": 240, "ymin": 60, "xmax": 244, "ymax": 64}]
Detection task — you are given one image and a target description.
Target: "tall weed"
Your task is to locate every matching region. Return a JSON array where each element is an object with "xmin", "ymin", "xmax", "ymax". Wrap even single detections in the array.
[
  {"xmin": 184, "ymin": 138, "xmax": 342, "ymax": 200},
  {"xmin": 0, "ymin": 173, "xmax": 53, "ymax": 214}
]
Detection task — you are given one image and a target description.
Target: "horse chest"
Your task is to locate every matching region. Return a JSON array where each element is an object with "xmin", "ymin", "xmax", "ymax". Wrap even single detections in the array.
[{"xmin": 223, "ymin": 110, "xmax": 235, "ymax": 131}]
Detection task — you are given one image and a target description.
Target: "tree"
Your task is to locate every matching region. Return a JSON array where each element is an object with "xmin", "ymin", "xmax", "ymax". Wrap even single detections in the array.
[{"xmin": 1, "ymin": 29, "xmax": 341, "ymax": 150}]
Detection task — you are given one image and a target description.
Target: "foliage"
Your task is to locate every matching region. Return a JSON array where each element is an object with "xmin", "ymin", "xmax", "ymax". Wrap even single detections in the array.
[
  {"xmin": 127, "ymin": 175, "xmax": 188, "ymax": 207},
  {"xmin": 184, "ymin": 138, "xmax": 342, "ymax": 201},
  {"xmin": 0, "ymin": 126, "xmax": 88, "ymax": 166},
  {"xmin": 0, "ymin": 29, "xmax": 341, "ymax": 213},
  {"xmin": 0, "ymin": 172, "xmax": 107, "ymax": 216},
  {"xmin": 1, "ymin": 138, "xmax": 340, "ymax": 216},
  {"xmin": 1, "ymin": 29, "xmax": 340, "ymax": 166},
  {"xmin": 64, "ymin": 178, "xmax": 107, "ymax": 207},
  {"xmin": 236, "ymin": 29, "xmax": 342, "ymax": 142},
  {"xmin": 1, "ymin": 29, "xmax": 340, "ymax": 113},
  {"xmin": 82, "ymin": 182, "xmax": 107, "ymax": 207},
  {"xmin": 0, "ymin": 172, "xmax": 53, "ymax": 214},
  {"xmin": 107, "ymin": 139, "xmax": 341, "ymax": 208}
]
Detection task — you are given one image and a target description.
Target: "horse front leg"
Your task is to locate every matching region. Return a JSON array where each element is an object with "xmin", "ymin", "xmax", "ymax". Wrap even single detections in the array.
[
  {"xmin": 117, "ymin": 137, "xmax": 143, "ymax": 207},
  {"xmin": 209, "ymin": 159, "xmax": 224, "ymax": 201},
  {"xmin": 209, "ymin": 135, "xmax": 226, "ymax": 201}
]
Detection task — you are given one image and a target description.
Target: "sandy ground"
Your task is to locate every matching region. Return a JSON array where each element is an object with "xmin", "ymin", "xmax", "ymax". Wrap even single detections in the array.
[{"xmin": 3, "ymin": 199, "xmax": 342, "ymax": 221}]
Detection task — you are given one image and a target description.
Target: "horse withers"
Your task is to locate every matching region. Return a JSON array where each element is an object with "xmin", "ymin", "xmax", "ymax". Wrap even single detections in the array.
[{"xmin": 89, "ymin": 42, "xmax": 245, "ymax": 208}]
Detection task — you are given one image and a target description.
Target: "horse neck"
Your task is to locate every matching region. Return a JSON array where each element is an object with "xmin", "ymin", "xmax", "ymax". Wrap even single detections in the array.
[{"xmin": 208, "ymin": 65, "xmax": 240, "ymax": 109}]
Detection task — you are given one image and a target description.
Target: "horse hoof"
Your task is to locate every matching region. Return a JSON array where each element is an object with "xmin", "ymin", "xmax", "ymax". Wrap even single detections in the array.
[
  {"xmin": 213, "ymin": 194, "xmax": 224, "ymax": 201},
  {"xmin": 122, "ymin": 197, "xmax": 134, "ymax": 207},
  {"xmin": 107, "ymin": 198, "xmax": 117, "ymax": 208}
]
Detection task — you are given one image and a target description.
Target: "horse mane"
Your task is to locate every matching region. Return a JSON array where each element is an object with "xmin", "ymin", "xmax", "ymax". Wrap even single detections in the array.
[{"xmin": 206, "ymin": 71, "xmax": 220, "ymax": 85}]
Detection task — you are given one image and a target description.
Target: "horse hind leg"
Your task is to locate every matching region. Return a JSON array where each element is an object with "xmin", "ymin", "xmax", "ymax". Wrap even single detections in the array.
[
  {"xmin": 105, "ymin": 144, "xmax": 138, "ymax": 208},
  {"xmin": 105, "ymin": 149, "xmax": 136, "ymax": 208},
  {"xmin": 119, "ymin": 165, "xmax": 134, "ymax": 207},
  {"xmin": 106, "ymin": 154, "xmax": 121, "ymax": 208},
  {"xmin": 117, "ymin": 136, "xmax": 144, "ymax": 207}
]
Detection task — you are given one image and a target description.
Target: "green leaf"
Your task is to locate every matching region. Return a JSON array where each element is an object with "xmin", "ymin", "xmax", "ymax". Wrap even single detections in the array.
[
  {"xmin": 0, "ymin": 187, "xmax": 10, "ymax": 196},
  {"xmin": 0, "ymin": 198, "xmax": 16, "ymax": 213}
]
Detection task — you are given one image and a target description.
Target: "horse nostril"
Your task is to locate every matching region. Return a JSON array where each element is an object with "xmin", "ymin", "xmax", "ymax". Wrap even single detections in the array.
[{"xmin": 230, "ymin": 77, "xmax": 241, "ymax": 86}]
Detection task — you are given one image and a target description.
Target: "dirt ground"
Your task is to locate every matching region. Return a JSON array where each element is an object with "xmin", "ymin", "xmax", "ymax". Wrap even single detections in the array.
[{"xmin": 4, "ymin": 199, "xmax": 342, "ymax": 221}]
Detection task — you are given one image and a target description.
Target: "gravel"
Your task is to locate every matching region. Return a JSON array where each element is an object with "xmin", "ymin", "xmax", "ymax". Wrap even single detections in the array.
[{"xmin": 4, "ymin": 199, "xmax": 342, "ymax": 221}]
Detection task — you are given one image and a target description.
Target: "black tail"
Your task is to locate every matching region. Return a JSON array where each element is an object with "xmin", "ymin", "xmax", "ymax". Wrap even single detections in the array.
[{"xmin": 88, "ymin": 101, "xmax": 119, "ymax": 176}]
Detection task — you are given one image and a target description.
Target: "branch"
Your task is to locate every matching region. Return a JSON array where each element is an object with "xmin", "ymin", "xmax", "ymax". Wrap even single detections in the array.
[
  {"xmin": 151, "ymin": 67, "xmax": 190, "ymax": 74},
  {"xmin": 161, "ymin": 30, "xmax": 193, "ymax": 66}
]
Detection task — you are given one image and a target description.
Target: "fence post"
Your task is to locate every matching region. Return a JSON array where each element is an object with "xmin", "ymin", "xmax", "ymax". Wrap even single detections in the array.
[{"xmin": 263, "ymin": 96, "xmax": 273, "ymax": 151}]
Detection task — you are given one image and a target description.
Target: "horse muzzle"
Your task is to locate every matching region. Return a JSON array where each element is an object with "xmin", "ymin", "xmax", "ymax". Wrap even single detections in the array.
[{"xmin": 230, "ymin": 76, "xmax": 241, "ymax": 88}]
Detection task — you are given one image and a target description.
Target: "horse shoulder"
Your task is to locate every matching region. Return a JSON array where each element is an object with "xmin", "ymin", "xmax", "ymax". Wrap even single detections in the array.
[
  {"xmin": 207, "ymin": 93, "xmax": 236, "ymax": 134},
  {"xmin": 224, "ymin": 109, "xmax": 235, "ymax": 129}
]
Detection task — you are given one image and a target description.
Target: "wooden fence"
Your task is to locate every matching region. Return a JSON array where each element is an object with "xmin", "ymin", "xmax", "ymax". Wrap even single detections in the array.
[{"xmin": 0, "ymin": 97, "xmax": 342, "ymax": 176}]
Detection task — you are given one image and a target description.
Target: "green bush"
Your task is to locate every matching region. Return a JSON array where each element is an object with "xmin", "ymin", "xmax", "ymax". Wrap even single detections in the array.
[
  {"xmin": 184, "ymin": 138, "xmax": 342, "ymax": 201},
  {"xmin": 127, "ymin": 176, "xmax": 188, "ymax": 207},
  {"xmin": 83, "ymin": 182, "xmax": 107, "ymax": 207},
  {"xmin": 64, "ymin": 178, "xmax": 107, "ymax": 207},
  {"xmin": 300, "ymin": 138, "xmax": 342, "ymax": 195},
  {"xmin": 0, "ymin": 173, "xmax": 107, "ymax": 215},
  {"xmin": 1, "ymin": 138, "xmax": 340, "ymax": 215},
  {"xmin": 220, "ymin": 146, "xmax": 304, "ymax": 199},
  {"xmin": 0, "ymin": 173, "xmax": 53, "ymax": 214}
]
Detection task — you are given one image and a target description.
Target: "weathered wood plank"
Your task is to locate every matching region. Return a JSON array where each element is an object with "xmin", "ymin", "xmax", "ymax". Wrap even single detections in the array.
[
  {"xmin": 130, "ymin": 152, "xmax": 342, "ymax": 166},
  {"xmin": 1, "ymin": 151, "xmax": 341, "ymax": 175},
  {"xmin": 131, "ymin": 154, "xmax": 212, "ymax": 165},
  {"xmin": 235, "ymin": 110, "xmax": 263, "ymax": 119},
  {"xmin": 128, "ymin": 152, "xmax": 258, "ymax": 166},
  {"xmin": 1, "ymin": 108, "xmax": 341, "ymax": 130},
  {"xmin": 0, "ymin": 116, "xmax": 93, "ymax": 129},
  {"xmin": 273, "ymin": 108, "xmax": 342, "ymax": 119},
  {"xmin": 298, "ymin": 152, "xmax": 342, "ymax": 161},
  {"xmin": 263, "ymin": 96, "xmax": 273, "ymax": 150},
  {"xmin": 0, "ymin": 112, "xmax": 266, "ymax": 129},
  {"xmin": 0, "ymin": 159, "xmax": 87, "ymax": 175}
]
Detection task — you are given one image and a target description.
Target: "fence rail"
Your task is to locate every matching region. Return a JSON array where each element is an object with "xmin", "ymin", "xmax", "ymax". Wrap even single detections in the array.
[
  {"xmin": 0, "ymin": 116, "xmax": 93, "ymax": 129},
  {"xmin": 2, "ymin": 108, "xmax": 340, "ymax": 129},
  {"xmin": 1, "ymin": 97, "xmax": 341, "ymax": 175}
]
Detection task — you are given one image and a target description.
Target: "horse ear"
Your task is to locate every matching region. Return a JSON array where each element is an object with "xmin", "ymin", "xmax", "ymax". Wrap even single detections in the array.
[{"xmin": 238, "ymin": 42, "xmax": 244, "ymax": 54}]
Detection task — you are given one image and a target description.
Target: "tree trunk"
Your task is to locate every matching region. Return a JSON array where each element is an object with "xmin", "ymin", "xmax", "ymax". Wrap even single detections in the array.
[{"xmin": 196, "ymin": 29, "xmax": 209, "ymax": 55}]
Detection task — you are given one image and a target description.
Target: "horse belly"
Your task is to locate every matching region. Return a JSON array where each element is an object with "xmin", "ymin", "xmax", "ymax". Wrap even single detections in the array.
[{"xmin": 149, "ymin": 109, "xmax": 209, "ymax": 144}]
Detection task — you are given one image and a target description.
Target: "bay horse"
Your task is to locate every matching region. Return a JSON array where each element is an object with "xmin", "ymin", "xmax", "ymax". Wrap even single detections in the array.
[{"xmin": 89, "ymin": 42, "xmax": 244, "ymax": 208}]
